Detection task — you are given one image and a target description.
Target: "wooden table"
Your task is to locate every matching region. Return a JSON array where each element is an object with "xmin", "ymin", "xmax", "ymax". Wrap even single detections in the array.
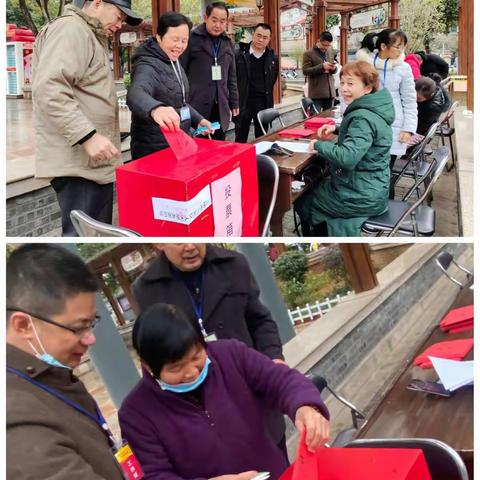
[
  {"xmin": 355, "ymin": 287, "xmax": 474, "ymax": 478},
  {"xmin": 253, "ymin": 109, "xmax": 334, "ymax": 236}
]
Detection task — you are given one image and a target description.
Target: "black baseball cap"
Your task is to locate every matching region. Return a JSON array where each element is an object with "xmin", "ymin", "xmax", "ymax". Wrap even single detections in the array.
[{"xmin": 104, "ymin": 0, "xmax": 143, "ymax": 26}]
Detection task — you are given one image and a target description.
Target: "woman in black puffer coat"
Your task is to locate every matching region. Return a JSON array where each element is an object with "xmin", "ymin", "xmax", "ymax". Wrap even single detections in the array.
[
  {"xmin": 415, "ymin": 73, "xmax": 451, "ymax": 136},
  {"xmin": 127, "ymin": 12, "xmax": 212, "ymax": 159}
]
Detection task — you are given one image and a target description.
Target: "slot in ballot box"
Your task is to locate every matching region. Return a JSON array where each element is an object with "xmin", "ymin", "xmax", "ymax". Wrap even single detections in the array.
[{"xmin": 116, "ymin": 138, "xmax": 258, "ymax": 236}]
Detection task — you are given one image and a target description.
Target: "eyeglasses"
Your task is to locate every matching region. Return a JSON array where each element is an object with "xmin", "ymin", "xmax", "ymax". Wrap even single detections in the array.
[
  {"xmin": 7, "ymin": 307, "xmax": 101, "ymax": 337},
  {"xmin": 391, "ymin": 44, "xmax": 405, "ymax": 51}
]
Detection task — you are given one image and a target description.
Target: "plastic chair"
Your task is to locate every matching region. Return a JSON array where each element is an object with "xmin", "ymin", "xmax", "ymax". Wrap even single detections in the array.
[
  {"xmin": 70, "ymin": 210, "xmax": 141, "ymax": 237},
  {"xmin": 435, "ymin": 251, "xmax": 473, "ymax": 288},
  {"xmin": 436, "ymin": 100, "xmax": 459, "ymax": 172},
  {"xmin": 345, "ymin": 438, "xmax": 469, "ymax": 480},
  {"xmin": 300, "ymin": 97, "xmax": 319, "ymax": 119},
  {"xmin": 362, "ymin": 146, "xmax": 449, "ymax": 236},
  {"xmin": 257, "ymin": 108, "xmax": 285, "ymax": 136},
  {"xmin": 256, "ymin": 154, "xmax": 279, "ymax": 236}
]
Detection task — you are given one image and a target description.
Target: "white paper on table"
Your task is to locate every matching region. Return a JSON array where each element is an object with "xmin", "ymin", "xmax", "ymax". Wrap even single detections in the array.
[
  {"xmin": 255, "ymin": 141, "xmax": 274, "ymax": 154},
  {"xmin": 428, "ymin": 356, "xmax": 474, "ymax": 391},
  {"xmin": 275, "ymin": 141, "xmax": 311, "ymax": 153}
]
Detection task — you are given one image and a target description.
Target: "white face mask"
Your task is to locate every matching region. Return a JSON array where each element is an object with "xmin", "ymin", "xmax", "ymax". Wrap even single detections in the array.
[{"xmin": 27, "ymin": 316, "xmax": 71, "ymax": 369}]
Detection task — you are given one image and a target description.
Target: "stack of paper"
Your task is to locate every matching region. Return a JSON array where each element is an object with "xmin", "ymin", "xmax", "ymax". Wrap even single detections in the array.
[{"xmin": 428, "ymin": 356, "xmax": 474, "ymax": 391}]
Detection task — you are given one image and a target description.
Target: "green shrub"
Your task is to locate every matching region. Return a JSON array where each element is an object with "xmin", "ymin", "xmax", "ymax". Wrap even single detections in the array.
[{"xmin": 273, "ymin": 250, "xmax": 308, "ymax": 283}]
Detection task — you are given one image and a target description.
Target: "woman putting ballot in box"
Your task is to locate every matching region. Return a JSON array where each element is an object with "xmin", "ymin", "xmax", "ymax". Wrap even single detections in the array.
[
  {"xmin": 295, "ymin": 61, "xmax": 394, "ymax": 237},
  {"xmin": 127, "ymin": 12, "xmax": 214, "ymax": 159},
  {"xmin": 119, "ymin": 304, "xmax": 329, "ymax": 480}
]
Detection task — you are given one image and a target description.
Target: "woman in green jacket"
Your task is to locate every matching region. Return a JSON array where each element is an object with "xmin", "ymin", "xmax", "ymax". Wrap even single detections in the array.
[{"xmin": 296, "ymin": 60, "xmax": 395, "ymax": 237}]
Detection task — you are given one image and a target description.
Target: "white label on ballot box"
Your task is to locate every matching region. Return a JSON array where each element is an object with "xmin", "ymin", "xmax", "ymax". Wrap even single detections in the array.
[
  {"xmin": 210, "ymin": 168, "xmax": 242, "ymax": 236},
  {"xmin": 152, "ymin": 186, "xmax": 212, "ymax": 225}
]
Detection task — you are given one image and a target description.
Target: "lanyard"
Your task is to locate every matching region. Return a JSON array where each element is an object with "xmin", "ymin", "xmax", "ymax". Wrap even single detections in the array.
[
  {"xmin": 174, "ymin": 267, "xmax": 208, "ymax": 337},
  {"xmin": 212, "ymin": 40, "xmax": 220, "ymax": 65},
  {"xmin": 170, "ymin": 59, "xmax": 186, "ymax": 105},
  {"xmin": 373, "ymin": 53, "xmax": 388, "ymax": 86},
  {"xmin": 7, "ymin": 366, "xmax": 118, "ymax": 448}
]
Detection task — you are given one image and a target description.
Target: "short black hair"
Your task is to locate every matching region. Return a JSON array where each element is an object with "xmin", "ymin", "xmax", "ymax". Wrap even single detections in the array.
[
  {"xmin": 253, "ymin": 23, "xmax": 272, "ymax": 33},
  {"xmin": 415, "ymin": 76, "xmax": 437, "ymax": 99},
  {"xmin": 7, "ymin": 244, "xmax": 98, "ymax": 320},
  {"xmin": 132, "ymin": 303, "xmax": 206, "ymax": 378},
  {"xmin": 157, "ymin": 11, "xmax": 192, "ymax": 38},
  {"xmin": 375, "ymin": 28, "xmax": 408, "ymax": 50},
  {"xmin": 205, "ymin": 2, "xmax": 229, "ymax": 18},
  {"xmin": 319, "ymin": 31, "xmax": 333, "ymax": 42},
  {"xmin": 415, "ymin": 50, "xmax": 427, "ymax": 62}
]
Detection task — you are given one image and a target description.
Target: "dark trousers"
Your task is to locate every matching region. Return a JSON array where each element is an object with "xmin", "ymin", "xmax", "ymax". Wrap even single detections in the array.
[
  {"xmin": 50, "ymin": 176, "xmax": 114, "ymax": 237},
  {"xmin": 313, "ymin": 98, "xmax": 334, "ymax": 112},
  {"xmin": 210, "ymin": 101, "xmax": 226, "ymax": 141},
  {"xmin": 235, "ymin": 98, "xmax": 267, "ymax": 143}
]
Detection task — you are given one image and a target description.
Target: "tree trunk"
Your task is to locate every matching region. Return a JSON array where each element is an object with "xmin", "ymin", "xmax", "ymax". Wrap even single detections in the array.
[
  {"xmin": 58, "ymin": 0, "xmax": 69, "ymax": 18},
  {"xmin": 35, "ymin": 0, "xmax": 51, "ymax": 23},
  {"xmin": 19, "ymin": 0, "xmax": 39, "ymax": 34}
]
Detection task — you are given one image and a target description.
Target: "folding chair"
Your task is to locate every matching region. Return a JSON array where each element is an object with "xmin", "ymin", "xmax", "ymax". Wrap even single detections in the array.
[
  {"xmin": 435, "ymin": 251, "xmax": 473, "ymax": 288},
  {"xmin": 345, "ymin": 438, "xmax": 468, "ymax": 480},
  {"xmin": 256, "ymin": 154, "xmax": 279, "ymax": 236},
  {"xmin": 257, "ymin": 108, "xmax": 285, "ymax": 136},
  {"xmin": 300, "ymin": 97, "xmax": 319, "ymax": 119},
  {"xmin": 70, "ymin": 210, "xmax": 141, "ymax": 237},
  {"xmin": 436, "ymin": 100, "xmax": 459, "ymax": 172},
  {"xmin": 391, "ymin": 122, "xmax": 440, "ymax": 199},
  {"xmin": 362, "ymin": 146, "xmax": 449, "ymax": 236}
]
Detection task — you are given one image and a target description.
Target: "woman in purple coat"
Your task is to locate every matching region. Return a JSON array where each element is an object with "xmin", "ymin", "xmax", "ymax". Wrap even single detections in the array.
[{"xmin": 119, "ymin": 304, "xmax": 330, "ymax": 480}]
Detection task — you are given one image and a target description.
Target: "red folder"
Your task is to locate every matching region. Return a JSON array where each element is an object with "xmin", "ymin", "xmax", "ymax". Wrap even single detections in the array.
[
  {"xmin": 414, "ymin": 339, "xmax": 473, "ymax": 368},
  {"xmin": 448, "ymin": 323, "xmax": 474, "ymax": 334},
  {"xmin": 281, "ymin": 431, "xmax": 431, "ymax": 480},
  {"xmin": 440, "ymin": 305, "xmax": 474, "ymax": 331},
  {"xmin": 304, "ymin": 117, "xmax": 336, "ymax": 128},
  {"xmin": 278, "ymin": 128, "xmax": 315, "ymax": 138}
]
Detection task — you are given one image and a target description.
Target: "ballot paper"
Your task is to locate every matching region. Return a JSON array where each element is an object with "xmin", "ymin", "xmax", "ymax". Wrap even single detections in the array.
[
  {"xmin": 255, "ymin": 141, "xmax": 274, "ymax": 155},
  {"xmin": 275, "ymin": 141, "xmax": 311, "ymax": 153},
  {"xmin": 428, "ymin": 356, "xmax": 474, "ymax": 391}
]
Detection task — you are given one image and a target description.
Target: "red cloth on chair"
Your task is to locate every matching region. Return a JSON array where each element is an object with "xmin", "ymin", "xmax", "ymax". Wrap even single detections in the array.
[{"xmin": 414, "ymin": 339, "xmax": 473, "ymax": 368}]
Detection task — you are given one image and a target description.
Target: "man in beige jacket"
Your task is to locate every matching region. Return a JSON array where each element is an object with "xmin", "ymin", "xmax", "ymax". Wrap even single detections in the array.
[{"xmin": 32, "ymin": 0, "xmax": 141, "ymax": 236}]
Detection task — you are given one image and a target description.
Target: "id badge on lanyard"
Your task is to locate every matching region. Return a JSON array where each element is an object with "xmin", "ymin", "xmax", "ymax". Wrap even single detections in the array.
[
  {"xmin": 114, "ymin": 442, "xmax": 144, "ymax": 480},
  {"xmin": 212, "ymin": 41, "xmax": 222, "ymax": 81},
  {"xmin": 180, "ymin": 105, "xmax": 191, "ymax": 121}
]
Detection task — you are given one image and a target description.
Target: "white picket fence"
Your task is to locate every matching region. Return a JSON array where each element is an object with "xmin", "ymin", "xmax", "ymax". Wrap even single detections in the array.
[{"xmin": 288, "ymin": 292, "xmax": 352, "ymax": 325}]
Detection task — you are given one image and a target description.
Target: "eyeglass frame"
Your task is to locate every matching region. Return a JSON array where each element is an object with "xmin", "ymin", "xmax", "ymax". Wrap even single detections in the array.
[{"xmin": 7, "ymin": 306, "xmax": 101, "ymax": 337}]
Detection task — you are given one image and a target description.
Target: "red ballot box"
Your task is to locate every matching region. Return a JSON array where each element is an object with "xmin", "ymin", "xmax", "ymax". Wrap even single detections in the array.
[
  {"xmin": 116, "ymin": 138, "xmax": 258, "ymax": 236},
  {"xmin": 281, "ymin": 432, "xmax": 431, "ymax": 480}
]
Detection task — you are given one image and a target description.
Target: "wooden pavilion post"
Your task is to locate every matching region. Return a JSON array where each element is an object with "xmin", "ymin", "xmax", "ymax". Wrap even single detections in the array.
[
  {"xmin": 339, "ymin": 244, "xmax": 378, "ymax": 293},
  {"xmin": 339, "ymin": 12, "xmax": 349, "ymax": 66},
  {"xmin": 317, "ymin": 0, "xmax": 327, "ymax": 34},
  {"xmin": 264, "ymin": 0, "xmax": 281, "ymax": 104},
  {"xmin": 388, "ymin": 0, "xmax": 399, "ymax": 29},
  {"xmin": 151, "ymin": 0, "xmax": 180, "ymax": 43},
  {"xmin": 111, "ymin": 258, "xmax": 140, "ymax": 315},
  {"xmin": 112, "ymin": 33, "xmax": 122, "ymax": 80},
  {"xmin": 97, "ymin": 274, "xmax": 126, "ymax": 326}
]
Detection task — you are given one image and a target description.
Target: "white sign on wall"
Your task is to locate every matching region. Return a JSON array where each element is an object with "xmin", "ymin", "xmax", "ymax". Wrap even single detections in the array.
[
  {"xmin": 120, "ymin": 32, "xmax": 137, "ymax": 44},
  {"xmin": 281, "ymin": 25, "xmax": 305, "ymax": 41},
  {"xmin": 350, "ymin": 7, "xmax": 387, "ymax": 29}
]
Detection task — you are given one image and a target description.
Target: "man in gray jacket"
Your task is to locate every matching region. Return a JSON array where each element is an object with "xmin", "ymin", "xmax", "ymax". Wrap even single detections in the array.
[{"xmin": 32, "ymin": 0, "xmax": 141, "ymax": 236}]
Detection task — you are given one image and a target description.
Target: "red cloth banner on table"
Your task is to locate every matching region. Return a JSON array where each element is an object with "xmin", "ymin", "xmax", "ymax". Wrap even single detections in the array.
[
  {"xmin": 304, "ymin": 117, "xmax": 336, "ymax": 129},
  {"xmin": 278, "ymin": 128, "xmax": 315, "ymax": 138},
  {"xmin": 414, "ymin": 339, "xmax": 474, "ymax": 368},
  {"xmin": 116, "ymin": 137, "xmax": 258, "ymax": 236},
  {"xmin": 280, "ymin": 432, "xmax": 431, "ymax": 480},
  {"xmin": 440, "ymin": 305, "xmax": 474, "ymax": 332}
]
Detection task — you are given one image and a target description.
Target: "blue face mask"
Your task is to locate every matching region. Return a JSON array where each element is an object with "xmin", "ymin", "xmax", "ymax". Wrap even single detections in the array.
[
  {"xmin": 27, "ymin": 316, "xmax": 71, "ymax": 369},
  {"xmin": 157, "ymin": 357, "xmax": 211, "ymax": 393}
]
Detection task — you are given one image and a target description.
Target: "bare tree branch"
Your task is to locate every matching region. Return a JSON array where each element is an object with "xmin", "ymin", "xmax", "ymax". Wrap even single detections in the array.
[{"xmin": 18, "ymin": 0, "xmax": 39, "ymax": 34}]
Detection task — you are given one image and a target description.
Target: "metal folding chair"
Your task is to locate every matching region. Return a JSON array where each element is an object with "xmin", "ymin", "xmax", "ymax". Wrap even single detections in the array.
[
  {"xmin": 257, "ymin": 108, "xmax": 285, "ymax": 136},
  {"xmin": 256, "ymin": 154, "xmax": 279, "ymax": 236},
  {"xmin": 435, "ymin": 251, "xmax": 473, "ymax": 288},
  {"xmin": 300, "ymin": 97, "xmax": 320, "ymax": 118},
  {"xmin": 70, "ymin": 210, "xmax": 141, "ymax": 237}
]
